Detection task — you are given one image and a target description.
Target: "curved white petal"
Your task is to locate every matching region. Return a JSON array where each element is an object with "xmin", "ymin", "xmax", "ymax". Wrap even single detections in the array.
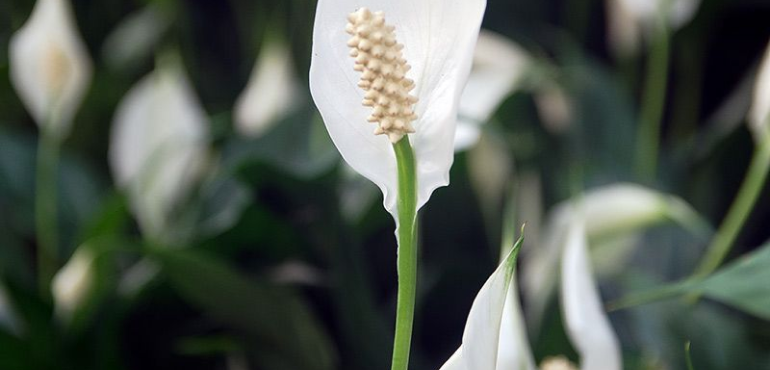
[
  {"xmin": 749, "ymin": 41, "xmax": 770, "ymax": 144},
  {"xmin": 310, "ymin": 0, "xmax": 486, "ymax": 218},
  {"xmin": 9, "ymin": 0, "xmax": 93, "ymax": 139},
  {"xmin": 109, "ymin": 58, "xmax": 209, "ymax": 241},
  {"xmin": 454, "ymin": 31, "xmax": 529, "ymax": 150},
  {"xmin": 235, "ymin": 40, "xmax": 301, "ymax": 138},
  {"xmin": 560, "ymin": 221, "xmax": 622, "ymax": 370},
  {"xmin": 439, "ymin": 246, "xmax": 534, "ymax": 370}
]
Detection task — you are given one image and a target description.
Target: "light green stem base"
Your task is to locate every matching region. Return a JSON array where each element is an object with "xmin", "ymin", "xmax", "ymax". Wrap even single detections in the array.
[
  {"xmin": 693, "ymin": 140, "xmax": 770, "ymax": 279},
  {"xmin": 390, "ymin": 138, "xmax": 418, "ymax": 370},
  {"xmin": 36, "ymin": 132, "xmax": 61, "ymax": 298},
  {"xmin": 635, "ymin": 20, "xmax": 670, "ymax": 181}
]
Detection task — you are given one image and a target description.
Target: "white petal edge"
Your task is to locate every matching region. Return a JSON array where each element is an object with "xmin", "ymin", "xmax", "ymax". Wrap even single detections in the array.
[
  {"xmin": 9, "ymin": 0, "xmax": 92, "ymax": 139},
  {"xmin": 309, "ymin": 0, "xmax": 486, "ymax": 219},
  {"xmin": 616, "ymin": 0, "xmax": 701, "ymax": 31},
  {"xmin": 439, "ymin": 246, "xmax": 534, "ymax": 370},
  {"xmin": 560, "ymin": 221, "xmax": 622, "ymax": 370},
  {"xmin": 235, "ymin": 40, "xmax": 301, "ymax": 138},
  {"xmin": 109, "ymin": 59, "xmax": 209, "ymax": 240},
  {"xmin": 749, "ymin": 41, "xmax": 770, "ymax": 143}
]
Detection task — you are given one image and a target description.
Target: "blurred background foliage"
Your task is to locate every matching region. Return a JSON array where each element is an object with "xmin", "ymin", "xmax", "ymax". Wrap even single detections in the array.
[{"xmin": 1, "ymin": 0, "xmax": 770, "ymax": 369}]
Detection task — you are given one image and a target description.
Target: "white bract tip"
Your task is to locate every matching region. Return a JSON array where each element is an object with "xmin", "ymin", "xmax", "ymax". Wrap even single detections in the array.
[
  {"xmin": 52, "ymin": 247, "xmax": 95, "ymax": 320},
  {"xmin": 109, "ymin": 58, "xmax": 209, "ymax": 243},
  {"xmin": 540, "ymin": 357, "xmax": 579, "ymax": 370},
  {"xmin": 9, "ymin": 0, "xmax": 93, "ymax": 139},
  {"xmin": 346, "ymin": 8, "xmax": 418, "ymax": 143},
  {"xmin": 749, "ymin": 41, "xmax": 770, "ymax": 144},
  {"xmin": 235, "ymin": 39, "xmax": 301, "ymax": 138}
]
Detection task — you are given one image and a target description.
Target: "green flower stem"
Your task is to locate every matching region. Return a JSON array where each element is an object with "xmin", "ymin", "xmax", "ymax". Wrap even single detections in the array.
[
  {"xmin": 692, "ymin": 139, "xmax": 770, "ymax": 280},
  {"xmin": 35, "ymin": 131, "xmax": 61, "ymax": 298},
  {"xmin": 390, "ymin": 138, "xmax": 418, "ymax": 370},
  {"xmin": 635, "ymin": 19, "xmax": 670, "ymax": 181}
]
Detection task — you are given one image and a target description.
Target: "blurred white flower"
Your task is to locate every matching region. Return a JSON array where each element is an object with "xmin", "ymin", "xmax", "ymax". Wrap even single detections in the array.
[
  {"xmin": 455, "ymin": 30, "xmax": 530, "ymax": 151},
  {"xmin": 235, "ymin": 39, "xmax": 301, "ymax": 138},
  {"xmin": 522, "ymin": 184, "xmax": 709, "ymax": 332},
  {"xmin": 749, "ymin": 41, "xmax": 770, "ymax": 144},
  {"xmin": 110, "ymin": 57, "xmax": 209, "ymax": 242},
  {"xmin": 310, "ymin": 0, "xmax": 485, "ymax": 219},
  {"xmin": 606, "ymin": 0, "xmax": 701, "ymax": 57},
  {"xmin": 438, "ymin": 223, "xmax": 621, "ymax": 370},
  {"xmin": 9, "ymin": 0, "xmax": 92, "ymax": 140},
  {"xmin": 52, "ymin": 246, "xmax": 95, "ymax": 320}
]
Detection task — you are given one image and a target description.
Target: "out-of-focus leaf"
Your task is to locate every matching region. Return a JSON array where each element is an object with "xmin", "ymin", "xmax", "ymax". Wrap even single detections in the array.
[
  {"xmin": 612, "ymin": 240, "xmax": 770, "ymax": 321},
  {"xmin": 101, "ymin": 5, "xmax": 171, "ymax": 72},
  {"xmin": 694, "ymin": 240, "xmax": 770, "ymax": 320},
  {"xmin": 223, "ymin": 107, "xmax": 339, "ymax": 180},
  {"xmin": 152, "ymin": 248, "xmax": 336, "ymax": 370},
  {"xmin": 194, "ymin": 174, "xmax": 252, "ymax": 239}
]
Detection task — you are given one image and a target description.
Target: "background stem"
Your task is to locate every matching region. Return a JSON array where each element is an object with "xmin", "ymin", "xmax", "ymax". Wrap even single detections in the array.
[
  {"xmin": 390, "ymin": 138, "xmax": 418, "ymax": 370},
  {"xmin": 36, "ymin": 132, "xmax": 61, "ymax": 298},
  {"xmin": 692, "ymin": 140, "xmax": 770, "ymax": 279},
  {"xmin": 636, "ymin": 20, "xmax": 670, "ymax": 181}
]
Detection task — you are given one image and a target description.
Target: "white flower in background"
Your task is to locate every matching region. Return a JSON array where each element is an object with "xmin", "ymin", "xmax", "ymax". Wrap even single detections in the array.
[
  {"xmin": 235, "ymin": 39, "xmax": 302, "ymax": 138},
  {"xmin": 439, "ymin": 223, "xmax": 622, "ymax": 370},
  {"xmin": 522, "ymin": 184, "xmax": 709, "ymax": 332},
  {"xmin": 110, "ymin": 57, "xmax": 209, "ymax": 242},
  {"xmin": 52, "ymin": 246, "xmax": 95, "ymax": 320},
  {"xmin": 455, "ymin": 30, "xmax": 530, "ymax": 151},
  {"xmin": 310, "ymin": 0, "xmax": 485, "ymax": 219},
  {"xmin": 606, "ymin": 0, "xmax": 701, "ymax": 57},
  {"xmin": 749, "ymin": 41, "xmax": 770, "ymax": 143},
  {"xmin": 9, "ymin": 0, "xmax": 93, "ymax": 140}
]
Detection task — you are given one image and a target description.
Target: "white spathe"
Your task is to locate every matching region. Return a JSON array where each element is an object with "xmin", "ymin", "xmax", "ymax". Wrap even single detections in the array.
[
  {"xmin": 52, "ymin": 246, "xmax": 95, "ymax": 319},
  {"xmin": 749, "ymin": 41, "xmax": 770, "ymax": 144},
  {"xmin": 235, "ymin": 39, "xmax": 301, "ymax": 138},
  {"xmin": 455, "ymin": 30, "xmax": 529, "ymax": 151},
  {"xmin": 110, "ymin": 58, "xmax": 209, "ymax": 242},
  {"xmin": 9, "ymin": 0, "xmax": 93, "ymax": 139},
  {"xmin": 310, "ymin": 0, "xmax": 486, "ymax": 220},
  {"xmin": 438, "ymin": 222, "xmax": 621, "ymax": 370}
]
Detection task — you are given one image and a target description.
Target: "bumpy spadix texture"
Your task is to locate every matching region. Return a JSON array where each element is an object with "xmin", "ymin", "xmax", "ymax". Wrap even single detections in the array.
[{"xmin": 346, "ymin": 8, "xmax": 418, "ymax": 143}]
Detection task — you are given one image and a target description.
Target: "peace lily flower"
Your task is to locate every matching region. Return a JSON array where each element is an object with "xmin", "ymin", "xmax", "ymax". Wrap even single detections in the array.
[
  {"xmin": 310, "ymin": 3, "xmax": 485, "ymax": 370},
  {"xmin": 521, "ymin": 184, "xmax": 709, "ymax": 331},
  {"xmin": 455, "ymin": 30, "xmax": 529, "ymax": 151},
  {"xmin": 439, "ymin": 223, "xmax": 622, "ymax": 370},
  {"xmin": 110, "ymin": 56, "xmax": 209, "ymax": 243},
  {"xmin": 310, "ymin": 0, "xmax": 485, "ymax": 219},
  {"xmin": 606, "ymin": 0, "xmax": 701, "ymax": 57},
  {"xmin": 235, "ymin": 38, "xmax": 302, "ymax": 138},
  {"xmin": 9, "ymin": 0, "xmax": 92, "ymax": 140}
]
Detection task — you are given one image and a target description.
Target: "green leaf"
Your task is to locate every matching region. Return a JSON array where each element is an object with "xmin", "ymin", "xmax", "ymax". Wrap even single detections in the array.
[
  {"xmin": 151, "ymin": 248, "xmax": 336, "ymax": 370},
  {"xmin": 695, "ymin": 241, "xmax": 770, "ymax": 320}
]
